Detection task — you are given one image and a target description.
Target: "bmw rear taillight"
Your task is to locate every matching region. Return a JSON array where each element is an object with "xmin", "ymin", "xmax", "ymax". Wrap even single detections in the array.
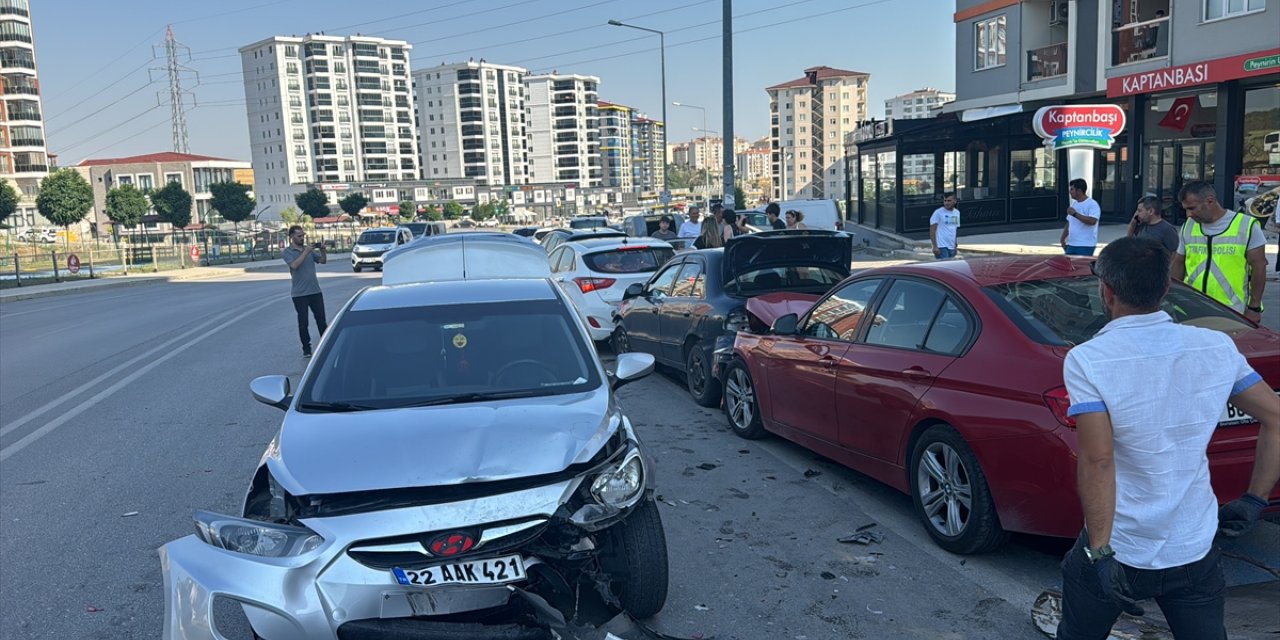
[
  {"xmin": 1043, "ymin": 386, "xmax": 1076, "ymax": 428},
  {"xmin": 576, "ymin": 277, "xmax": 616, "ymax": 293}
]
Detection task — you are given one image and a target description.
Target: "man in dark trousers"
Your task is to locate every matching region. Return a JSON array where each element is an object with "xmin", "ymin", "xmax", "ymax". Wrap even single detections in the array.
[
  {"xmin": 1058, "ymin": 236, "xmax": 1280, "ymax": 639},
  {"xmin": 282, "ymin": 225, "xmax": 328, "ymax": 357}
]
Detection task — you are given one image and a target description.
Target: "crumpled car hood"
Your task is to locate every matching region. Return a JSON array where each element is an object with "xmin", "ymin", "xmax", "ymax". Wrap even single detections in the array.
[
  {"xmin": 269, "ymin": 387, "xmax": 616, "ymax": 496},
  {"xmin": 745, "ymin": 292, "xmax": 822, "ymax": 326}
]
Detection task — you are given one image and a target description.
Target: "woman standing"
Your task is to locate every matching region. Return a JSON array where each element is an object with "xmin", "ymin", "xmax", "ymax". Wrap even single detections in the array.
[
  {"xmin": 785, "ymin": 209, "xmax": 808, "ymax": 229},
  {"xmin": 721, "ymin": 210, "xmax": 741, "ymax": 244},
  {"xmin": 693, "ymin": 217, "xmax": 723, "ymax": 249}
]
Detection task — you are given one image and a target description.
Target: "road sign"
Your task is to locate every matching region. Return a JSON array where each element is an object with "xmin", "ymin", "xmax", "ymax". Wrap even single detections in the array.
[
  {"xmin": 67, "ymin": 254, "xmax": 81, "ymax": 274},
  {"xmin": 189, "ymin": 245, "xmax": 200, "ymax": 261},
  {"xmin": 659, "ymin": 190, "xmax": 672, "ymax": 205}
]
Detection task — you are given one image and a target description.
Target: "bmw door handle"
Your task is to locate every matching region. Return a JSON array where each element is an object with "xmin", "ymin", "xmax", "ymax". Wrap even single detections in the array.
[
  {"xmin": 819, "ymin": 355, "xmax": 838, "ymax": 368},
  {"xmin": 900, "ymin": 367, "xmax": 931, "ymax": 379}
]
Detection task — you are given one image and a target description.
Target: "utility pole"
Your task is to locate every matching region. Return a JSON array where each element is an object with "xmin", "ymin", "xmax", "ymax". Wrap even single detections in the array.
[
  {"xmin": 153, "ymin": 25, "xmax": 195, "ymax": 154},
  {"xmin": 721, "ymin": 0, "xmax": 735, "ymax": 209}
]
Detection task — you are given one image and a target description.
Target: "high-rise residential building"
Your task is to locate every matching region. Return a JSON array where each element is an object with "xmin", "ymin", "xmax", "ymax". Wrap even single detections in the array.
[
  {"xmin": 630, "ymin": 114, "xmax": 663, "ymax": 194},
  {"xmin": 239, "ymin": 34, "xmax": 420, "ymax": 207},
  {"xmin": 767, "ymin": 66, "xmax": 869, "ymax": 201},
  {"xmin": 596, "ymin": 101, "xmax": 633, "ymax": 190},
  {"xmin": 414, "ymin": 60, "xmax": 529, "ymax": 186},
  {"xmin": 525, "ymin": 73, "xmax": 600, "ymax": 186},
  {"xmin": 1, "ymin": 0, "xmax": 49, "ymax": 232},
  {"xmin": 884, "ymin": 88, "xmax": 955, "ymax": 120}
]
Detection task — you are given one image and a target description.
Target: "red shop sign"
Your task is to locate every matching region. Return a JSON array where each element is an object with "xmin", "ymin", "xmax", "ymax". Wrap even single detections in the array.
[
  {"xmin": 1032, "ymin": 104, "xmax": 1127, "ymax": 150},
  {"xmin": 1107, "ymin": 48, "xmax": 1280, "ymax": 98}
]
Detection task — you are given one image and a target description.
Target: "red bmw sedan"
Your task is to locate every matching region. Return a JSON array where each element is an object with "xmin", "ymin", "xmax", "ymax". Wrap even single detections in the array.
[{"xmin": 715, "ymin": 255, "xmax": 1280, "ymax": 554}]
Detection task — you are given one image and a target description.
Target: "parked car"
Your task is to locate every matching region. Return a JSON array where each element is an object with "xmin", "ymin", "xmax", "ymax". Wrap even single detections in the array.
[
  {"xmin": 401, "ymin": 221, "xmax": 448, "ymax": 239},
  {"xmin": 350, "ymin": 227, "xmax": 412, "ymax": 272},
  {"xmin": 540, "ymin": 227, "xmax": 628, "ymax": 254},
  {"xmin": 744, "ymin": 199, "xmax": 842, "ymax": 231},
  {"xmin": 160, "ymin": 233, "xmax": 668, "ymax": 639},
  {"xmin": 613, "ymin": 230, "xmax": 853, "ymax": 407},
  {"xmin": 717, "ymin": 255, "xmax": 1280, "ymax": 554},
  {"xmin": 22, "ymin": 227, "xmax": 57, "ymax": 243},
  {"xmin": 568, "ymin": 215, "xmax": 610, "ymax": 230},
  {"xmin": 620, "ymin": 213, "xmax": 686, "ymax": 238},
  {"xmin": 511, "ymin": 226, "xmax": 542, "ymax": 238},
  {"xmin": 549, "ymin": 238, "xmax": 676, "ymax": 342}
]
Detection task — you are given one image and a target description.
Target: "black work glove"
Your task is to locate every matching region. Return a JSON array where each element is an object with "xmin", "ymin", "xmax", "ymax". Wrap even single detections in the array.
[
  {"xmin": 1091, "ymin": 554, "xmax": 1144, "ymax": 617},
  {"xmin": 1218, "ymin": 493, "xmax": 1267, "ymax": 538}
]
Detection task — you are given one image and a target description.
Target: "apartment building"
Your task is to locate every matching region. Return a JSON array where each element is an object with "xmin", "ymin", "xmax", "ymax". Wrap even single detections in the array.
[
  {"xmin": 72, "ymin": 152, "xmax": 253, "ymax": 231},
  {"xmin": 767, "ymin": 66, "xmax": 870, "ymax": 201},
  {"xmin": 1, "ymin": 0, "xmax": 49, "ymax": 233},
  {"xmin": 597, "ymin": 101, "xmax": 633, "ymax": 190},
  {"xmin": 413, "ymin": 60, "xmax": 529, "ymax": 187},
  {"xmin": 525, "ymin": 73, "xmax": 601, "ymax": 187},
  {"xmin": 631, "ymin": 114, "xmax": 664, "ymax": 194},
  {"xmin": 239, "ymin": 34, "xmax": 420, "ymax": 208},
  {"xmin": 885, "ymin": 88, "xmax": 956, "ymax": 120},
  {"xmin": 846, "ymin": 0, "xmax": 1279, "ymax": 237}
]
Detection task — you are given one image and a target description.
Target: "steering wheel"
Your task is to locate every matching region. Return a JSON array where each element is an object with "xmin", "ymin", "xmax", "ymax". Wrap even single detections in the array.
[{"xmin": 493, "ymin": 359, "xmax": 560, "ymax": 387}]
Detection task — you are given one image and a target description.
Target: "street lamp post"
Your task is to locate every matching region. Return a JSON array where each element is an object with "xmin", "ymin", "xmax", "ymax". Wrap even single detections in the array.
[
  {"xmin": 673, "ymin": 102, "xmax": 710, "ymax": 205},
  {"xmin": 608, "ymin": 19, "xmax": 667, "ymax": 217}
]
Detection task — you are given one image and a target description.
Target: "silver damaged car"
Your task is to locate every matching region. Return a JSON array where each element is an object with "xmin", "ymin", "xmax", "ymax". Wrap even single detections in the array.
[{"xmin": 159, "ymin": 272, "xmax": 669, "ymax": 639}]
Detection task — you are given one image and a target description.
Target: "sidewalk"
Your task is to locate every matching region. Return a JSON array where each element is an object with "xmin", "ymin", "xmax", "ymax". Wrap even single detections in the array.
[{"xmin": 0, "ymin": 253, "xmax": 349, "ymax": 304}]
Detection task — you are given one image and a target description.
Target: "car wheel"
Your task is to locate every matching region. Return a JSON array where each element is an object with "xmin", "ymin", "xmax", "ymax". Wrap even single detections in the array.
[
  {"xmin": 611, "ymin": 326, "xmax": 631, "ymax": 354},
  {"xmin": 685, "ymin": 344, "xmax": 721, "ymax": 407},
  {"xmin": 908, "ymin": 425, "xmax": 1008, "ymax": 554},
  {"xmin": 723, "ymin": 360, "xmax": 765, "ymax": 439},
  {"xmin": 600, "ymin": 499, "xmax": 669, "ymax": 618},
  {"xmin": 352, "ymin": 265, "xmax": 361, "ymax": 273}
]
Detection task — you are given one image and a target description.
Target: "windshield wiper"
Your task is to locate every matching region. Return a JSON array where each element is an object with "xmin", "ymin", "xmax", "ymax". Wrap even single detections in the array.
[
  {"xmin": 297, "ymin": 401, "xmax": 380, "ymax": 413},
  {"xmin": 393, "ymin": 390, "xmax": 550, "ymax": 408}
]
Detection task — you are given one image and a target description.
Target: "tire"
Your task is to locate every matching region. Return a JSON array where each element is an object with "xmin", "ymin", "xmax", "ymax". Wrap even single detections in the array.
[
  {"xmin": 723, "ymin": 360, "xmax": 765, "ymax": 439},
  {"xmin": 352, "ymin": 265, "xmax": 361, "ymax": 273},
  {"xmin": 685, "ymin": 343, "xmax": 721, "ymax": 408},
  {"xmin": 600, "ymin": 499, "xmax": 669, "ymax": 618},
  {"xmin": 908, "ymin": 425, "xmax": 1009, "ymax": 554},
  {"xmin": 612, "ymin": 326, "xmax": 632, "ymax": 355}
]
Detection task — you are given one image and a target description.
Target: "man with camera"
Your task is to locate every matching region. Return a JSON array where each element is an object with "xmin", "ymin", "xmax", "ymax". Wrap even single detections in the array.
[{"xmin": 282, "ymin": 225, "xmax": 328, "ymax": 358}]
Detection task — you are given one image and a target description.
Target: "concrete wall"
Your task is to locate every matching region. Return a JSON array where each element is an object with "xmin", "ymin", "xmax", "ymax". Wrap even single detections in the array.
[{"xmin": 954, "ymin": 3, "xmax": 1024, "ymax": 103}]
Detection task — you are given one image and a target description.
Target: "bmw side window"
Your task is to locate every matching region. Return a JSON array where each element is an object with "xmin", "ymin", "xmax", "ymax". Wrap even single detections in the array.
[
  {"xmin": 865, "ymin": 280, "xmax": 947, "ymax": 350},
  {"xmin": 922, "ymin": 299, "xmax": 972, "ymax": 354},
  {"xmin": 803, "ymin": 279, "xmax": 883, "ymax": 341},
  {"xmin": 646, "ymin": 264, "xmax": 682, "ymax": 298}
]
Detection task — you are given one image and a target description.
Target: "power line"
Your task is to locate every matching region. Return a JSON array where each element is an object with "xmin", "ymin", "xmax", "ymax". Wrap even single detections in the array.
[
  {"xmin": 45, "ymin": 57, "xmax": 155, "ymax": 121},
  {"xmin": 52, "ymin": 104, "xmax": 165, "ymax": 154},
  {"xmin": 48, "ymin": 80, "xmax": 155, "ymax": 131},
  {"xmin": 378, "ymin": 0, "xmax": 547, "ymax": 37},
  {"xmin": 407, "ymin": 0, "xmax": 621, "ymax": 47},
  {"xmin": 43, "ymin": 29, "xmax": 163, "ymax": 103},
  {"xmin": 73, "ymin": 113, "xmax": 176, "ymax": 163}
]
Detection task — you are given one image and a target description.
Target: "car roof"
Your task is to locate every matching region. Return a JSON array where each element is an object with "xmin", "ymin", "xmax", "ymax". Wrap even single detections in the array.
[
  {"xmin": 870, "ymin": 255, "xmax": 1094, "ymax": 287},
  {"xmin": 381, "ymin": 232, "xmax": 552, "ymax": 284},
  {"xmin": 568, "ymin": 237, "xmax": 671, "ymax": 251},
  {"xmin": 353, "ymin": 278, "xmax": 557, "ymax": 311},
  {"xmin": 361, "ymin": 227, "xmax": 401, "ymax": 232}
]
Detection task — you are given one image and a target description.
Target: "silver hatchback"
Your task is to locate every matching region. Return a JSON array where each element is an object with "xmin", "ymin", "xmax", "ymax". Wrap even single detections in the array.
[{"xmin": 160, "ymin": 271, "xmax": 667, "ymax": 638}]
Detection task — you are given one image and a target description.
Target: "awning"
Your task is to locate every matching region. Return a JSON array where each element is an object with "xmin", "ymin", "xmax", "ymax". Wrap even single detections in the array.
[{"xmin": 960, "ymin": 104, "xmax": 1024, "ymax": 123}]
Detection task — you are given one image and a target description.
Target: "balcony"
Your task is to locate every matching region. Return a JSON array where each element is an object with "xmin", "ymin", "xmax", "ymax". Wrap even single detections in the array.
[
  {"xmin": 1112, "ymin": 16, "xmax": 1169, "ymax": 66},
  {"xmin": 13, "ymin": 163, "xmax": 46, "ymax": 173},
  {"xmin": 1026, "ymin": 42, "xmax": 1068, "ymax": 82},
  {"xmin": 10, "ymin": 136, "xmax": 43, "ymax": 147}
]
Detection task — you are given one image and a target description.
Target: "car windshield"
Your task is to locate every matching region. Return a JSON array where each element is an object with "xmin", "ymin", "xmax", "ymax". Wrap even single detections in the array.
[
  {"xmin": 358, "ymin": 231, "xmax": 396, "ymax": 244},
  {"xmin": 726, "ymin": 266, "xmax": 845, "ymax": 296},
  {"xmin": 986, "ymin": 276, "xmax": 1255, "ymax": 347},
  {"xmin": 584, "ymin": 247, "xmax": 674, "ymax": 273},
  {"xmin": 741, "ymin": 212, "xmax": 770, "ymax": 227},
  {"xmin": 402, "ymin": 223, "xmax": 428, "ymax": 235},
  {"xmin": 299, "ymin": 299, "xmax": 600, "ymax": 411},
  {"xmin": 569, "ymin": 218, "xmax": 607, "ymax": 229}
]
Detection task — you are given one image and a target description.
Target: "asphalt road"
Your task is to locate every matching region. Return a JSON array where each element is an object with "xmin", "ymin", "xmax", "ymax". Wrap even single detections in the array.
[{"xmin": 0, "ymin": 261, "xmax": 1276, "ymax": 639}]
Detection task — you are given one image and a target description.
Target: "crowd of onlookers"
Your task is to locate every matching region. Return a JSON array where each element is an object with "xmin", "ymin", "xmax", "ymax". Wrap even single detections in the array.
[{"xmin": 647, "ymin": 202, "xmax": 810, "ymax": 249}]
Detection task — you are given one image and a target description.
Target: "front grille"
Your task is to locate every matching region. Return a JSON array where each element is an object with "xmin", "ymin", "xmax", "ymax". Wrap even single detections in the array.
[
  {"xmin": 337, "ymin": 618, "xmax": 552, "ymax": 640},
  {"xmin": 348, "ymin": 519, "xmax": 549, "ymax": 570},
  {"xmin": 354, "ymin": 250, "xmax": 385, "ymax": 258}
]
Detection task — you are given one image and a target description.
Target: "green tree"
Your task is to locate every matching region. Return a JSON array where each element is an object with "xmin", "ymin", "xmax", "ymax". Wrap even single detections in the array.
[
  {"xmin": 338, "ymin": 192, "xmax": 368, "ymax": 217},
  {"xmin": 104, "ymin": 183, "xmax": 149, "ymax": 242},
  {"xmin": 279, "ymin": 206, "xmax": 303, "ymax": 226},
  {"xmin": 151, "ymin": 181, "xmax": 194, "ymax": 230},
  {"xmin": 398, "ymin": 200, "xmax": 417, "ymax": 222},
  {"xmin": 35, "ymin": 169, "xmax": 94, "ymax": 244},
  {"xmin": 294, "ymin": 187, "xmax": 330, "ymax": 218},
  {"xmin": 494, "ymin": 198, "xmax": 510, "ymax": 218},
  {"xmin": 422, "ymin": 204, "xmax": 443, "ymax": 221},
  {"xmin": 733, "ymin": 186, "xmax": 747, "ymax": 210},
  {"xmin": 0, "ymin": 179, "xmax": 19, "ymax": 226},
  {"xmin": 442, "ymin": 200, "xmax": 465, "ymax": 220},
  {"xmin": 665, "ymin": 164, "xmax": 696, "ymax": 190},
  {"xmin": 472, "ymin": 201, "xmax": 496, "ymax": 221},
  {"xmin": 209, "ymin": 181, "xmax": 256, "ymax": 232}
]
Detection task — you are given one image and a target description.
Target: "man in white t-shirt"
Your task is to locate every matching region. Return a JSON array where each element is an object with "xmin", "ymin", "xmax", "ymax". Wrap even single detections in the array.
[
  {"xmin": 1060, "ymin": 178, "xmax": 1101, "ymax": 256},
  {"xmin": 678, "ymin": 206, "xmax": 702, "ymax": 238},
  {"xmin": 929, "ymin": 192, "xmax": 961, "ymax": 260},
  {"xmin": 1059, "ymin": 236, "xmax": 1280, "ymax": 640}
]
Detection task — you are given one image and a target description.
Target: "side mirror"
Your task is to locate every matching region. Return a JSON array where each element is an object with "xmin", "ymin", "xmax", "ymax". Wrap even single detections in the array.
[
  {"xmin": 622, "ymin": 282, "xmax": 645, "ymax": 301},
  {"xmin": 250, "ymin": 375, "xmax": 292, "ymax": 410},
  {"xmin": 771, "ymin": 313, "xmax": 799, "ymax": 336},
  {"xmin": 611, "ymin": 352, "xmax": 656, "ymax": 390}
]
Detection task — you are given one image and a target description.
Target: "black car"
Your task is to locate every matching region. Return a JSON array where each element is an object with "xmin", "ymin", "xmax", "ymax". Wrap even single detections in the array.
[
  {"xmin": 540, "ymin": 228, "xmax": 628, "ymax": 253},
  {"xmin": 613, "ymin": 230, "xmax": 853, "ymax": 406}
]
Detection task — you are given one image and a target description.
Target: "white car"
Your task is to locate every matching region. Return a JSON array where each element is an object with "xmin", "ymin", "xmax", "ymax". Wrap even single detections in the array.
[
  {"xmin": 351, "ymin": 226, "xmax": 412, "ymax": 272},
  {"xmin": 548, "ymin": 238, "xmax": 676, "ymax": 342}
]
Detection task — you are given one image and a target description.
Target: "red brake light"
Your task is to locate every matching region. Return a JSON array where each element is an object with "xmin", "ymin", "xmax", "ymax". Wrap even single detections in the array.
[
  {"xmin": 1043, "ymin": 386, "xmax": 1076, "ymax": 428},
  {"xmin": 575, "ymin": 277, "xmax": 616, "ymax": 293}
]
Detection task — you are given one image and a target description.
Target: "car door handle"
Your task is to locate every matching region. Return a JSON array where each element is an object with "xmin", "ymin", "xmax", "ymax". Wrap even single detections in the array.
[
  {"xmin": 900, "ymin": 367, "xmax": 931, "ymax": 379},
  {"xmin": 680, "ymin": 311, "xmax": 692, "ymax": 317},
  {"xmin": 819, "ymin": 355, "xmax": 838, "ymax": 368}
]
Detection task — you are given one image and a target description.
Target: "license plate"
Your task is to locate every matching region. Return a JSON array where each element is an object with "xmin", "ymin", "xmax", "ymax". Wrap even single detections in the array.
[
  {"xmin": 391, "ymin": 554, "xmax": 526, "ymax": 587},
  {"xmin": 1218, "ymin": 392, "xmax": 1280, "ymax": 428}
]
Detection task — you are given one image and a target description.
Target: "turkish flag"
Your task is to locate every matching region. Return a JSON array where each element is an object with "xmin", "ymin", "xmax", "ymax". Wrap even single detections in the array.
[{"xmin": 1158, "ymin": 97, "xmax": 1195, "ymax": 132}]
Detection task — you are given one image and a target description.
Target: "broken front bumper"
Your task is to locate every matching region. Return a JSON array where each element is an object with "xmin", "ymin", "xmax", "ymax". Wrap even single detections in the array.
[{"xmin": 160, "ymin": 479, "xmax": 578, "ymax": 640}]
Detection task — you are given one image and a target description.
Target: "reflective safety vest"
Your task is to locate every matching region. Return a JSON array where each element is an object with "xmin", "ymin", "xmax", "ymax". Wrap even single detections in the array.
[{"xmin": 1182, "ymin": 212, "xmax": 1255, "ymax": 312}]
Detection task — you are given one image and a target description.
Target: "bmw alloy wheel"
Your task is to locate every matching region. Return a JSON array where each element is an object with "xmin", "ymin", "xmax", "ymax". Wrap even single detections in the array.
[
  {"xmin": 725, "ymin": 368, "xmax": 754, "ymax": 430},
  {"xmin": 916, "ymin": 442, "xmax": 973, "ymax": 538}
]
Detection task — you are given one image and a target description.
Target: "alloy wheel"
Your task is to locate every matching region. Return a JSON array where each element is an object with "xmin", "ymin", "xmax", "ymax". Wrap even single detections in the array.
[
  {"xmin": 724, "ymin": 368, "xmax": 755, "ymax": 429},
  {"xmin": 916, "ymin": 442, "xmax": 973, "ymax": 538},
  {"xmin": 688, "ymin": 351, "xmax": 706, "ymax": 395}
]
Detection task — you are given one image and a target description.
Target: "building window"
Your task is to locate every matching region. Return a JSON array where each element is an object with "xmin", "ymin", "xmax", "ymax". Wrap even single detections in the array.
[
  {"xmin": 1204, "ymin": 0, "xmax": 1266, "ymax": 19},
  {"xmin": 974, "ymin": 15, "xmax": 1007, "ymax": 70},
  {"xmin": 165, "ymin": 172, "xmax": 183, "ymax": 186},
  {"xmin": 136, "ymin": 174, "xmax": 155, "ymax": 192}
]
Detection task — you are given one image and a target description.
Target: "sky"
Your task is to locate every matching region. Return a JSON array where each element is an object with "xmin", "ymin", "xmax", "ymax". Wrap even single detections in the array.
[{"xmin": 33, "ymin": 0, "xmax": 956, "ymax": 165}]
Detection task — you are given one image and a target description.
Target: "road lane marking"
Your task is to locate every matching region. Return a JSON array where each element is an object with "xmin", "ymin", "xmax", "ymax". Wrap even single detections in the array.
[{"xmin": 0, "ymin": 296, "xmax": 277, "ymax": 448}]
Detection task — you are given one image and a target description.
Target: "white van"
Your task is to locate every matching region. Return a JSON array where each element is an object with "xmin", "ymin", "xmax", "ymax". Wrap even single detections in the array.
[{"xmin": 744, "ymin": 199, "xmax": 842, "ymax": 231}]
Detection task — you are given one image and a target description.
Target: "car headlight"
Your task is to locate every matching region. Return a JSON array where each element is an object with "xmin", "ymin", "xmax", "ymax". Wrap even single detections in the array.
[
  {"xmin": 193, "ymin": 510, "xmax": 324, "ymax": 558},
  {"xmin": 589, "ymin": 448, "xmax": 645, "ymax": 509}
]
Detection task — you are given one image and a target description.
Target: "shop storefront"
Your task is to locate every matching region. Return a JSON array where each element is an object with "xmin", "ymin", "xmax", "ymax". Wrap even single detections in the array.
[{"xmin": 1108, "ymin": 47, "xmax": 1280, "ymax": 225}]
